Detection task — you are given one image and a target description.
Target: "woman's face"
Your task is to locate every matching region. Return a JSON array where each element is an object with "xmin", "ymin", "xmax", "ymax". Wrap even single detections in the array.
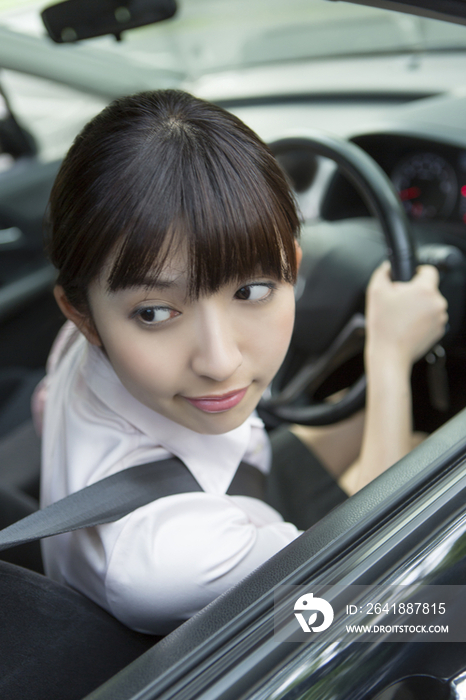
[{"xmin": 65, "ymin": 247, "xmax": 298, "ymax": 435}]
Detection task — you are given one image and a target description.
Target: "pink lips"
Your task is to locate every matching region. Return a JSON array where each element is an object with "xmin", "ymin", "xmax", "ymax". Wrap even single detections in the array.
[{"xmin": 183, "ymin": 387, "xmax": 248, "ymax": 413}]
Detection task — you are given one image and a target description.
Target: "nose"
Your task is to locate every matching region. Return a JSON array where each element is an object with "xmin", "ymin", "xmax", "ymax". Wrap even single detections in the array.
[{"xmin": 191, "ymin": 302, "xmax": 243, "ymax": 382}]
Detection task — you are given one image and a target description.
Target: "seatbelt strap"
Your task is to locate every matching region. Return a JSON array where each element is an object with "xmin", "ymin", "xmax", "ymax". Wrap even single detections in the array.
[{"xmin": 0, "ymin": 458, "xmax": 266, "ymax": 552}]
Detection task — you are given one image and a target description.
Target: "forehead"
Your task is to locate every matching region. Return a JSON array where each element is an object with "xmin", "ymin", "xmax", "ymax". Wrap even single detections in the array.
[
  {"xmin": 99, "ymin": 222, "xmax": 292, "ymax": 301},
  {"xmin": 98, "ymin": 240, "xmax": 188, "ymax": 290}
]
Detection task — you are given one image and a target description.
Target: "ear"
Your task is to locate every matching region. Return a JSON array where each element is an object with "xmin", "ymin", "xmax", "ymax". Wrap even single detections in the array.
[
  {"xmin": 53, "ymin": 286, "xmax": 102, "ymax": 347},
  {"xmin": 295, "ymin": 241, "xmax": 303, "ymax": 271}
]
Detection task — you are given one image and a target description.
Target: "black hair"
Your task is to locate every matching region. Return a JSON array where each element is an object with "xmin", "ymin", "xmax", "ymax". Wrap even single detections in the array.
[{"xmin": 46, "ymin": 89, "xmax": 300, "ymax": 314}]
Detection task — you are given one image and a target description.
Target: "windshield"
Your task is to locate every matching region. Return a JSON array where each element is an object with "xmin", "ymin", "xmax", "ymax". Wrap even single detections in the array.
[
  {"xmin": 1, "ymin": 0, "xmax": 466, "ymax": 81},
  {"xmin": 1, "ymin": 0, "xmax": 466, "ymax": 166}
]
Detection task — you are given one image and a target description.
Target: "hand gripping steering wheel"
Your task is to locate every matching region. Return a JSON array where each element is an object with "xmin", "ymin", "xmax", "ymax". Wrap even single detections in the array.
[{"xmin": 259, "ymin": 133, "xmax": 416, "ymax": 426}]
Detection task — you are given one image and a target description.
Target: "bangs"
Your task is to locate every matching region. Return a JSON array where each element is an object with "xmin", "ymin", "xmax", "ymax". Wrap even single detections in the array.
[{"xmin": 106, "ymin": 127, "xmax": 300, "ymax": 297}]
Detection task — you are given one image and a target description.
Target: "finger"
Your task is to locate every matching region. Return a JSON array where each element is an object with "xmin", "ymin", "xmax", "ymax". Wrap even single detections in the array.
[
  {"xmin": 369, "ymin": 260, "xmax": 391, "ymax": 286},
  {"xmin": 413, "ymin": 264, "xmax": 440, "ymax": 287},
  {"xmin": 378, "ymin": 260, "xmax": 391, "ymax": 272}
]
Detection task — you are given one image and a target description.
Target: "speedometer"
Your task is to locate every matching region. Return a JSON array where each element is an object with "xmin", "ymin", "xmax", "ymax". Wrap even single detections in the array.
[{"xmin": 391, "ymin": 152, "xmax": 457, "ymax": 220}]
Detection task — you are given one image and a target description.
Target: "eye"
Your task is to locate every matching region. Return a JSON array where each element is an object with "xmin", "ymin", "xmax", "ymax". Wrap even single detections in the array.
[
  {"xmin": 134, "ymin": 306, "xmax": 179, "ymax": 326},
  {"xmin": 234, "ymin": 283, "xmax": 275, "ymax": 302}
]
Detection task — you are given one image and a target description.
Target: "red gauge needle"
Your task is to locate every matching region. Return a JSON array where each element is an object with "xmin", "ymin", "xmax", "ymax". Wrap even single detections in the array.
[{"xmin": 399, "ymin": 186, "xmax": 421, "ymax": 201}]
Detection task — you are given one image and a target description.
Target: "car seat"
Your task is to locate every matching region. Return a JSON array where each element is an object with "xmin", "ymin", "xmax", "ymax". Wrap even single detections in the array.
[
  {"xmin": 0, "ymin": 366, "xmax": 44, "ymax": 439},
  {"xmin": 0, "ymin": 367, "xmax": 43, "ymax": 506},
  {"xmin": 0, "ymin": 419, "xmax": 41, "ymax": 499},
  {"xmin": 0, "ymin": 485, "xmax": 42, "ymax": 572},
  {"xmin": 0, "ymin": 559, "xmax": 159, "ymax": 700}
]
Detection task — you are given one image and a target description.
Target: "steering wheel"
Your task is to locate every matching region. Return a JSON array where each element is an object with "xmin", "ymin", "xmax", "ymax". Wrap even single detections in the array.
[{"xmin": 259, "ymin": 132, "xmax": 416, "ymax": 426}]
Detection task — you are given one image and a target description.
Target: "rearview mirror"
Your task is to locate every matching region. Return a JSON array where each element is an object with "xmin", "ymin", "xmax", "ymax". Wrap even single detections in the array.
[{"xmin": 41, "ymin": 0, "xmax": 177, "ymax": 43}]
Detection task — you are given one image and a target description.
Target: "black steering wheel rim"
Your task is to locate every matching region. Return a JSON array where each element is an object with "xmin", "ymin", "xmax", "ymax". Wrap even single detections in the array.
[{"xmin": 259, "ymin": 132, "xmax": 416, "ymax": 426}]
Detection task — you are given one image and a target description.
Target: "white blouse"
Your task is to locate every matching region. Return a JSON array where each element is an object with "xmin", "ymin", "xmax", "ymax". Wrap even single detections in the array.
[{"xmin": 40, "ymin": 323, "xmax": 301, "ymax": 635}]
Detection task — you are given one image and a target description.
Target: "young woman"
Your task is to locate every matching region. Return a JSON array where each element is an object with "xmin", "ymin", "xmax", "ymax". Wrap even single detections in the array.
[{"xmin": 38, "ymin": 89, "xmax": 447, "ymax": 635}]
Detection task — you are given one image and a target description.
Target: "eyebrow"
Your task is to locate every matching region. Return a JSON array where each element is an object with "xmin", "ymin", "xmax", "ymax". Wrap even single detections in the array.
[{"xmin": 128, "ymin": 275, "xmax": 186, "ymax": 292}]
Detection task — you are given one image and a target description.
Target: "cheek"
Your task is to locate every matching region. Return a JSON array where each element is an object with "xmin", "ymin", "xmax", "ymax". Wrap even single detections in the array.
[
  {"xmin": 246, "ymin": 293, "xmax": 295, "ymax": 373},
  {"xmin": 88, "ymin": 290, "xmax": 186, "ymax": 406},
  {"xmin": 102, "ymin": 329, "xmax": 182, "ymax": 400},
  {"xmin": 269, "ymin": 309, "xmax": 295, "ymax": 369}
]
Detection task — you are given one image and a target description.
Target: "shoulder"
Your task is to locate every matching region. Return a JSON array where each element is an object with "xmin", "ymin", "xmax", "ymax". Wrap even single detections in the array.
[{"xmin": 102, "ymin": 491, "xmax": 299, "ymax": 634}]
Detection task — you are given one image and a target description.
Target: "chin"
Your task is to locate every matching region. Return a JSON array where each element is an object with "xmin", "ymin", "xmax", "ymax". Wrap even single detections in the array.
[{"xmin": 190, "ymin": 408, "xmax": 255, "ymax": 436}]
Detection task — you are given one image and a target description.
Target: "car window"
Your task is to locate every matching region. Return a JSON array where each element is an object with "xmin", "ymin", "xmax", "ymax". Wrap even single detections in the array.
[{"xmin": 0, "ymin": 69, "xmax": 106, "ymax": 164}]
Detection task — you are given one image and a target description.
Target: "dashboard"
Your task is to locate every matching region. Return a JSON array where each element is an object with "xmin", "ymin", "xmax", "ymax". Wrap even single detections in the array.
[
  {"xmin": 322, "ymin": 133, "xmax": 466, "ymax": 227},
  {"xmin": 228, "ymin": 91, "xmax": 466, "ymax": 240}
]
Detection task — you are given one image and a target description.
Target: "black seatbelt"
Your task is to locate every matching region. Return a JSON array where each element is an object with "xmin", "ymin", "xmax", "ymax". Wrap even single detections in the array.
[
  {"xmin": 227, "ymin": 460, "xmax": 266, "ymax": 500},
  {"xmin": 0, "ymin": 458, "xmax": 266, "ymax": 552}
]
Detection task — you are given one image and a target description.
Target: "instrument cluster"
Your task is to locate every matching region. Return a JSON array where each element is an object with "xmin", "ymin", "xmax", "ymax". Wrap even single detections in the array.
[
  {"xmin": 354, "ymin": 134, "xmax": 466, "ymax": 225},
  {"xmin": 391, "ymin": 150, "xmax": 466, "ymax": 223},
  {"xmin": 319, "ymin": 134, "xmax": 466, "ymax": 226}
]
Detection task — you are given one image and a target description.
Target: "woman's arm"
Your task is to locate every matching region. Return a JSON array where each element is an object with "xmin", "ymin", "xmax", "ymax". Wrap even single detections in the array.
[{"xmin": 339, "ymin": 261, "xmax": 448, "ymax": 495}]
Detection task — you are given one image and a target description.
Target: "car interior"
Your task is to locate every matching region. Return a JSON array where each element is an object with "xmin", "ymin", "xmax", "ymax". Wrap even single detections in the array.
[{"xmin": 2, "ymin": 0, "xmax": 466, "ymax": 698}]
